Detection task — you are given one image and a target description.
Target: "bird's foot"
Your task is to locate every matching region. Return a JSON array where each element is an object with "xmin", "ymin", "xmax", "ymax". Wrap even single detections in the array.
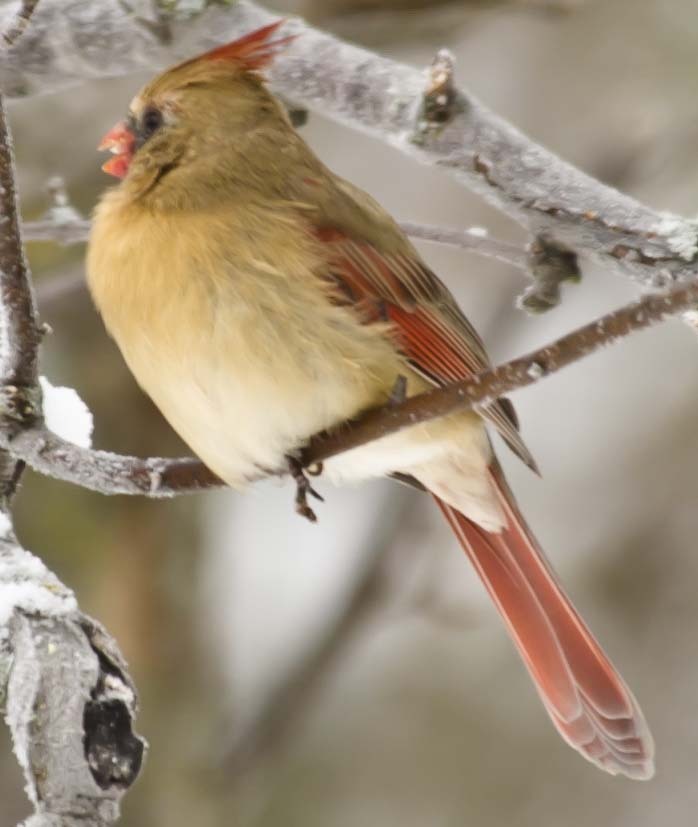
[
  {"xmin": 286, "ymin": 455, "xmax": 324, "ymax": 523},
  {"xmin": 388, "ymin": 374, "xmax": 408, "ymax": 406}
]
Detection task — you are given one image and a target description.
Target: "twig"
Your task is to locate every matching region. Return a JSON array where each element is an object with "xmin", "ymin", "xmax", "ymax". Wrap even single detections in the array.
[
  {"xmin": 2, "ymin": 0, "xmax": 39, "ymax": 47},
  {"xmin": 22, "ymin": 220, "xmax": 535, "ymax": 309},
  {"xmin": 0, "ymin": 98, "xmax": 40, "ymax": 393},
  {"xmin": 24, "ymin": 214, "xmax": 526, "ymax": 265},
  {"xmin": 0, "ymin": 426, "xmax": 223, "ymax": 496},
  {"xmin": 27, "ymin": 217, "xmax": 529, "ymax": 311},
  {"xmin": 1, "ymin": 279, "xmax": 696, "ymax": 498},
  {"xmin": 24, "ymin": 216, "xmax": 91, "ymax": 245},
  {"xmin": 399, "ymin": 221, "xmax": 527, "ymax": 270},
  {"xmin": 301, "ymin": 278, "xmax": 698, "ymax": 465}
]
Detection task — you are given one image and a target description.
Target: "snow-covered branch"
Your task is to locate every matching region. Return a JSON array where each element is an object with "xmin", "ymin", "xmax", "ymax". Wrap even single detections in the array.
[
  {"xmin": 2, "ymin": 549, "xmax": 144, "ymax": 827},
  {"xmin": 25, "ymin": 213, "xmax": 527, "ymax": 270},
  {"xmin": 399, "ymin": 222, "xmax": 527, "ymax": 271},
  {"xmin": 0, "ymin": 278, "xmax": 695, "ymax": 501},
  {"xmin": 26, "ymin": 214, "xmax": 529, "ymax": 310},
  {"xmin": 23, "ymin": 178, "xmax": 91, "ymax": 247},
  {"xmin": 0, "ymin": 18, "xmax": 144, "ymax": 824},
  {"xmin": 3, "ymin": 0, "xmax": 698, "ymax": 302},
  {"xmin": 302, "ymin": 279, "xmax": 698, "ymax": 466},
  {"xmin": 24, "ymin": 179, "xmax": 530, "ymax": 303}
]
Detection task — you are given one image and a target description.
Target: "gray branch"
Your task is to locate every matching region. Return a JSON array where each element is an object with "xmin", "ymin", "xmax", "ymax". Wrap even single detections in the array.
[
  {"xmin": 2, "ymin": 545, "xmax": 145, "ymax": 827},
  {"xmin": 24, "ymin": 175, "xmax": 530, "ymax": 303},
  {"xmin": 0, "ymin": 18, "xmax": 145, "ymax": 825},
  {"xmin": 23, "ymin": 212, "xmax": 527, "ymax": 268},
  {"xmin": 0, "ymin": 278, "xmax": 696, "ymax": 501},
  {"xmin": 25, "ymin": 212, "xmax": 529, "ymax": 310},
  {"xmin": 2, "ymin": 0, "xmax": 697, "ymax": 299}
]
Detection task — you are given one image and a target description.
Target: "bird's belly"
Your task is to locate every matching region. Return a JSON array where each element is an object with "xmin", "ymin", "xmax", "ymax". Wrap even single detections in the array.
[
  {"xmin": 119, "ymin": 313, "xmax": 494, "ymax": 492},
  {"xmin": 152, "ymin": 361, "xmax": 489, "ymax": 492},
  {"xmin": 119, "ymin": 317, "xmax": 402, "ymax": 487},
  {"xmin": 324, "ymin": 406, "xmax": 488, "ymax": 484}
]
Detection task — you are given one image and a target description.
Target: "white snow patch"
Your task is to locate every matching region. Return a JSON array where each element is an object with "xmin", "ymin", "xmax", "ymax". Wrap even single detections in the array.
[
  {"xmin": 0, "ymin": 511, "xmax": 12, "ymax": 539},
  {"xmin": 527, "ymin": 362, "xmax": 545, "ymax": 380},
  {"xmin": 0, "ymin": 548, "xmax": 77, "ymax": 634},
  {"xmin": 39, "ymin": 377, "xmax": 93, "ymax": 448},
  {"xmin": 467, "ymin": 226, "xmax": 488, "ymax": 238},
  {"xmin": 0, "ymin": 583, "xmax": 76, "ymax": 630},
  {"xmin": 652, "ymin": 214, "xmax": 698, "ymax": 261}
]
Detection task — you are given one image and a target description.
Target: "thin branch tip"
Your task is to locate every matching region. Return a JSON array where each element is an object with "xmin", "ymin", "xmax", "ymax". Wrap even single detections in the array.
[{"xmin": 2, "ymin": 0, "xmax": 40, "ymax": 47}]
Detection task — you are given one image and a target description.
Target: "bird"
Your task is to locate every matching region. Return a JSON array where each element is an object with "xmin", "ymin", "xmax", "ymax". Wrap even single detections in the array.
[{"xmin": 87, "ymin": 21, "xmax": 654, "ymax": 779}]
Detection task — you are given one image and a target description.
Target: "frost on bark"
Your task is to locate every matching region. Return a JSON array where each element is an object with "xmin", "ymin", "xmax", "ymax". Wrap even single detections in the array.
[
  {"xmin": 1, "ymin": 0, "xmax": 697, "ymax": 297},
  {"xmin": 2, "ymin": 588, "xmax": 145, "ymax": 827},
  {"xmin": 0, "ymin": 23, "xmax": 144, "ymax": 822}
]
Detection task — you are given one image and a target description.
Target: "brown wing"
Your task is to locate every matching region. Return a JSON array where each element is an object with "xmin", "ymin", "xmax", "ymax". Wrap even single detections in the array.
[{"xmin": 312, "ymin": 225, "xmax": 538, "ymax": 472}]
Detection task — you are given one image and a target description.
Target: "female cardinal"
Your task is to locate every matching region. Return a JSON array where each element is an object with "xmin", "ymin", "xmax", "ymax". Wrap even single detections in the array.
[{"xmin": 87, "ymin": 21, "xmax": 654, "ymax": 779}]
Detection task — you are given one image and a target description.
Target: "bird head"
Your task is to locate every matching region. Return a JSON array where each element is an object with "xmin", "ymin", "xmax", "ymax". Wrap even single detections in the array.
[{"xmin": 98, "ymin": 20, "xmax": 294, "ymax": 202}]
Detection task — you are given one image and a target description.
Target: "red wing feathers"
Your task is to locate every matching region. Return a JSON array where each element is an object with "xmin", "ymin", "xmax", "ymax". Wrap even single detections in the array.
[{"xmin": 316, "ymin": 227, "xmax": 536, "ymax": 471}]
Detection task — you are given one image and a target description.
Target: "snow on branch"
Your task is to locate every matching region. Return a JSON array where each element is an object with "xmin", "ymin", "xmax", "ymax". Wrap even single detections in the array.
[
  {"xmin": 24, "ymin": 211, "xmax": 527, "ymax": 271},
  {"xmin": 2, "ymin": 0, "xmax": 698, "ymax": 303},
  {"xmin": 0, "ymin": 16, "xmax": 145, "ymax": 823},
  {"xmin": 0, "ymin": 278, "xmax": 695, "ymax": 502},
  {"xmin": 24, "ymin": 179, "xmax": 531, "ymax": 305},
  {"xmin": 23, "ymin": 180, "xmax": 530, "ymax": 309},
  {"xmin": 2, "ymin": 560, "xmax": 144, "ymax": 827}
]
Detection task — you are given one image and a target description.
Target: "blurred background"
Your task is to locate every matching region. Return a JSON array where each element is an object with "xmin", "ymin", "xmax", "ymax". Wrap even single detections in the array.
[{"xmin": 3, "ymin": 0, "xmax": 698, "ymax": 823}]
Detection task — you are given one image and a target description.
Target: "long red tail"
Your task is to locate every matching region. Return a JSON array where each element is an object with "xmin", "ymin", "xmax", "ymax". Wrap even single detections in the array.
[{"xmin": 435, "ymin": 463, "xmax": 654, "ymax": 780}]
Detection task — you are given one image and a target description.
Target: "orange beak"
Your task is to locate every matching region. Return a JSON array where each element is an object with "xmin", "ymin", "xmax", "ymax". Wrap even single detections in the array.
[{"xmin": 98, "ymin": 121, "xmax": 136, "ymax": 179}]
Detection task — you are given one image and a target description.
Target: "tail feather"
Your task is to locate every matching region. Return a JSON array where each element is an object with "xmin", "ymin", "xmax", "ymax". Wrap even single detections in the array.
[{"xmin": 434, "ymin": 464, "xmax": 654, "ymax": 780}]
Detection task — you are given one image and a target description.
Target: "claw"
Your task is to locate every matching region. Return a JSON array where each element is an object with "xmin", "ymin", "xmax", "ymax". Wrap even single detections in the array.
[
  {"xmin": 388, "ymin": 374, "xmax": 408, "ymax": 406},
  {"xmin": 286, "ymin": 455, "xmax": 324, "ymax": 523}
]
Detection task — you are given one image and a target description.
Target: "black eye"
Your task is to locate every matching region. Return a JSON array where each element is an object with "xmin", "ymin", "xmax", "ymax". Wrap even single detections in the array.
[{"xmin": 140, "ymin": 107, "xmax": 163, "ymax": 140}]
